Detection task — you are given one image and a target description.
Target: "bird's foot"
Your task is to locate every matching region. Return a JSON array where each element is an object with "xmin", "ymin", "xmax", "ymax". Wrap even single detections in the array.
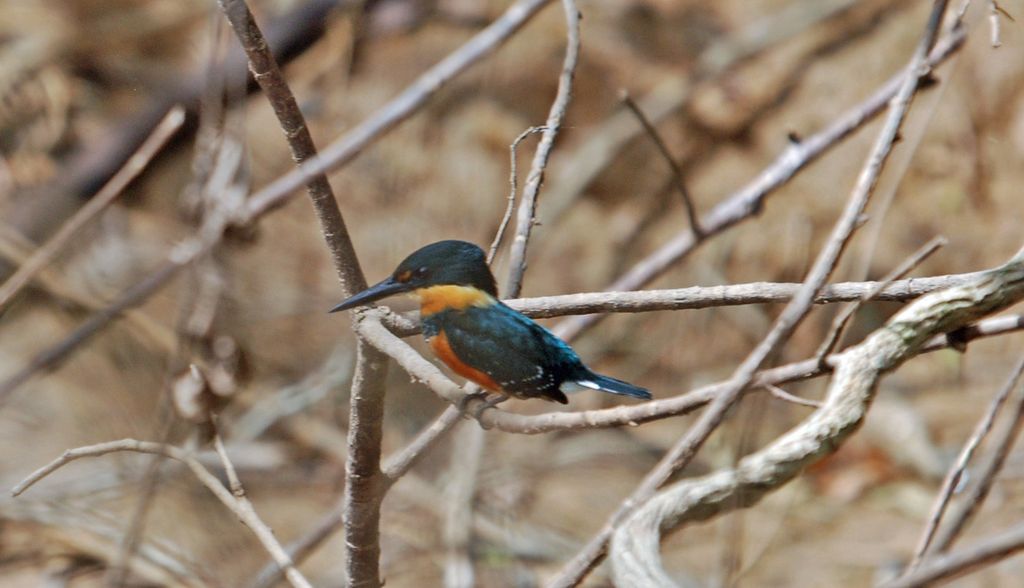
[{"xmin": 458, "ymin": 391, "xmax": 508, "ymax": 423}]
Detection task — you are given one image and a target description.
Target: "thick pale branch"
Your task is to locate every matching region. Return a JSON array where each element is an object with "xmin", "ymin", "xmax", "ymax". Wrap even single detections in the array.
[{"xmin": 609, "ymin": 251, "xmax": 1024, "ymax": 587}]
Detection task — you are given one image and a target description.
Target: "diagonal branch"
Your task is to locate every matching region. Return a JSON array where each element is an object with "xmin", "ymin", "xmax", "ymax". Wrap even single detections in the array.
[
  {"xmin": 554, "ymin": 22, "xmax": 965, "ymax": 342},
  {"xmin": 0, "ymin": 107, "xmax": 185, "ymax": 313},
  {"xmin": 12, "ymin": 439, "xmax": 314, "ymax": 588},
  {"xmin": 907, "ymin": 355, "xmax": 1024, "ymax": 569},
  {"xmin": 244, "ymin": 0, "xmax": 560, "ymax": 218}
]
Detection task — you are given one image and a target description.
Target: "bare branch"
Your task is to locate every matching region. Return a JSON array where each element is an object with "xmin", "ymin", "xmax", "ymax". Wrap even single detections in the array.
[
  {"xmin": 880, "ymin": 521, "xmax": 1024, "ymax": 588},
  {"xmin": 906, "ymin": 355, "xmax": 1024, "ymax": 570},
  {"xmin": 504, "ymin": 0, "xmax": 580, "ymax": 297},
  {"xmin": 0, "ymin": 107, "xmax": 184, "ymax": 313},
  {"xmin": 12, "ymin": 439, "xmax": 314, "ymax": 588},
  {"xmin": 217, "ymin": 3, "xmax": 391, "ymax": 585},
  {"xmin": 373, "ymin": 272, "xmax": 989, "ymax": 339},
  {"xmin": 489, "ymin": 126, "xmax": 547, "ymax": 264},
  {"xmin": 764, "ymin": 384, "xmax": 823, "ymax": 409},
  {"xmin": 620, "ymin": 91, "xmax": 702, "ymax": 237},
  {"xmin": 988, "ymin": 0, "xmax": 1004, "ymax": 47},
  {"xmin": 382, "ymin": 406, "xmax": 463, "ymax": 484},
  {"xmin": 928, "ymin": 358, "xmax": 1024, "ymax": 554},
  {"xmin": 815, "ymin": 236, "xmax": 947, "ymax": 362},
  {"xmin": 443, "ymin": 423, "xmax": 486, "ymax": 588},
  {"xmin": 219, "ymin": 0, "xmax": 366, "ymax": 295}
]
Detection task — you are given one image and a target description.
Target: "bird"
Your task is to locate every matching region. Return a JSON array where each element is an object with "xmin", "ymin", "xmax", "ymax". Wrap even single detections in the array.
[{"xmin": 330, "ymin": 240, "xmax": 651, "ymax": 405}]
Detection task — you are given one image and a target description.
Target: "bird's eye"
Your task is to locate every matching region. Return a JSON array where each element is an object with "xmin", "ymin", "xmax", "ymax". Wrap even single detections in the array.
[{"xmin": 413, "ymin": 266, "xmax": 429, "ymax": 279}]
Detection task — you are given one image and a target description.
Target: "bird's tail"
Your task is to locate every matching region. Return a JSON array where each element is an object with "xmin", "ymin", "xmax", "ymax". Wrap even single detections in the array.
[{"xmin": 562, "ymin": 372, "xmax": 651, "ymax": 400}]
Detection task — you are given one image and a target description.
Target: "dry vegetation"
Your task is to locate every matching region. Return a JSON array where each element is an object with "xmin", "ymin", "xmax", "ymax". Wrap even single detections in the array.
[{"xmin": 1, "ymin": 0, "xmax": 1024, "ymax": 586}]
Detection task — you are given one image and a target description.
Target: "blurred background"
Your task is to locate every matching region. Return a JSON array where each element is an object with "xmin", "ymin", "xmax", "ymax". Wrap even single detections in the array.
[{"xmin": 1, "ymin": 0, "xmax": 1023, "ymax": 586}]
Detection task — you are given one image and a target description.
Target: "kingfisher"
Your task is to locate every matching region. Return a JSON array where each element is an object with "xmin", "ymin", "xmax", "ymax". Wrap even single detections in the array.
[{"xmin": 330, "ymin": 240, "xmax": 651, "ymax": 405}]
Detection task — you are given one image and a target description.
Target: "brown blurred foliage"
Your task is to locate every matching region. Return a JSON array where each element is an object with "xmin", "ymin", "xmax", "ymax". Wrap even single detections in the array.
[{"xmin": 1, "ymin": 0, "xmax": 1024, "ymax": 586}]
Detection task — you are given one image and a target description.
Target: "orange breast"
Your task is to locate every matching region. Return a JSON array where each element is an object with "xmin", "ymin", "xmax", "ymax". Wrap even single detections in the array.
[
  {"xmin": 417, "ymin": 285, "xmax": 495, "ymax": 316},
  {"xmin": 429, "ymin": 329, "xmax": 500, "ymax": 391}
]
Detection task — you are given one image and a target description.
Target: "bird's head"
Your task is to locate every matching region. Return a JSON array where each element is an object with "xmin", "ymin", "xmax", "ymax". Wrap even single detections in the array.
[{"xmin": 329, "ymin": 240, "xmax": 497, "ymax": 312}]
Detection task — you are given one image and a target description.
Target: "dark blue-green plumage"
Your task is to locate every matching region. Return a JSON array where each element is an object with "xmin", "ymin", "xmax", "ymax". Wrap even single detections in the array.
[{"xmin": 332, "ymin": 240, "xmax": 651, "ymax": 404}]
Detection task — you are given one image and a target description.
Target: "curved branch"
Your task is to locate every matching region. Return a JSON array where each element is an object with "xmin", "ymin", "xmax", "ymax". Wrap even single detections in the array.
[{"xmin": 608, "ymin": 250, "xmax": 1024, "ymax": 587}]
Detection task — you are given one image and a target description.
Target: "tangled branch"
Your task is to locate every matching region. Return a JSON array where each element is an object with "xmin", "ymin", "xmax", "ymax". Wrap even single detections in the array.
[{"xmin": 609, "ymin": 248, "xmax": 1024, "ymax": 586}]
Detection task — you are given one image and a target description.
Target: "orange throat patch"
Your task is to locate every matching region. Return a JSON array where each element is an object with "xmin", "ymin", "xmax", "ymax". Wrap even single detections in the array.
[
  {"xmin": 415, "ymin": 285, "xmax": 495, "ymax": 316},
  {"xmin": 429, "ymin": 330, "xmax": 500, "ymax": 391}
]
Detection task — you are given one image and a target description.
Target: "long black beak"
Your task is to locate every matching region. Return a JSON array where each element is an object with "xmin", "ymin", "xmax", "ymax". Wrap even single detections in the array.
[{"xmin": 329, "ymin": 276, "xmax": 411, "ymax": 313}]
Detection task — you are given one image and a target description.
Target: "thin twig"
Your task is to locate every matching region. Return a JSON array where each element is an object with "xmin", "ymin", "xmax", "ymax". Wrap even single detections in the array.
[
  {"xmin": 929, "ymin": 363, "xmax": 1024, "ymax": 554},
  {"xmin": 879, "ymin": 521, "xmax": 1024, "ymax": 588},
  {"xmin": 552, "ymin": 3, "xmax": 953, "ymax": 583},
  {"xmin": 815, "ymin": 236, "xmax": 947, "ymax": 363},
  {"xmin": 504, "ymin": 0, "xmax": 580, "ymax": 297},
  {"xmin": 764, "ymin": 384, "xmax": 823, "ymax": 408},
  {"xmin": 620, "ymin": 91, "xmax": 703, "ymax": 237},
  {"xmin": 988, "ymin": 0, "xmax": 1003, "ymax": 47},
  {"xmin": 382, "ymin": 406, "xmax": 463, "ymax": 484},
  {"xmin": 443, "ymin": 423, "xmax": 486, "ymax": 588},
  {"xmin": 906, "ymin": 355, "xmax": 1024, "ymax": 571},
  {"xmin": 0, "ymin": 107, "xmax": 185, "ymax": 313},
  {"xmin": 488, "ymin": 126, "xmax": 547, "ymax": 264},
  {"xmin": 12, "ymin": 439, "xmax": 313, "ymax": 588}
]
